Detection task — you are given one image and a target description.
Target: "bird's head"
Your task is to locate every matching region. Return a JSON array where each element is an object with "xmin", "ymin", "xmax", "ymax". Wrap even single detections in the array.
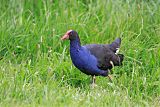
[{"xmin": 61, "ymin": 30, "xmax": 79, "ymax": 41}]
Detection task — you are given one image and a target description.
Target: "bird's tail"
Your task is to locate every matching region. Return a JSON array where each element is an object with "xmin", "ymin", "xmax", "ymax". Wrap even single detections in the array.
[
  {"xmin": 117, "ymin": 54, "xmax": 124, "ymax": 66},
  {"xmin": 109, "ymin": 38, "xmax": 121, "ymax": 53}
]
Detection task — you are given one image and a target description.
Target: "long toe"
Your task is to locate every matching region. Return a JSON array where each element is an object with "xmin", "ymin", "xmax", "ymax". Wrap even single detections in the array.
[
  {"xmin": 107, "ymin": 75, "xmax": 113, "ymax": 82},
  {"xmin": 90, "ymin": 83, "xmax": 98, "ymax": 88}
]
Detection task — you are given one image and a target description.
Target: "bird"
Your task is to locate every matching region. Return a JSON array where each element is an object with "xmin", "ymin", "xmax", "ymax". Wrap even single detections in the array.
[{"xmin": 61, "ymin": 30, "xmax": 124, "ymax": 87}]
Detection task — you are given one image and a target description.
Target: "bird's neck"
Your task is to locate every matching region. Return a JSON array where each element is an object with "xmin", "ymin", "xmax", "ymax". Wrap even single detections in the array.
[{"xmin": 70, "ymin": 38, "xmax": 81, "ymax": 49}]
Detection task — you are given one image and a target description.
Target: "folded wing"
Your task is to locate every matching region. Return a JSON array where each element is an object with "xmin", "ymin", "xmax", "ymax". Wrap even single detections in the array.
[{"xmin": 84, "ymin": 38, "xmax": 124, "ymax": 70}]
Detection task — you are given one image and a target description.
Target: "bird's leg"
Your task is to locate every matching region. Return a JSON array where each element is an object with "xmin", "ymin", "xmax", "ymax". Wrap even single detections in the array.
[
  {"xmin": 93, "ymin": 75, "xmax": 96, "ymax": 84},
  {"xmin": 107, "ymin": 69, "xmax": 113, "ymax": 82},
  {"xmin": 107, "ymin": 75, "xmax": 113, "ymax": 82},
  {"xmin": 107, "ymin": 61, "xmax": 114, "ymax": 83},
  {"xmin": 110, "ymin": 61, "xmax": 114, "ymax": 68},
  {"xmin": 91, "ymin": 75, "xmax": 97, "ymax": 88}
]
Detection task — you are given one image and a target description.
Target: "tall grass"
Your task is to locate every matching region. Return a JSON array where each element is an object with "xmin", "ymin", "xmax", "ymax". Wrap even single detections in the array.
[{"xmin": 0, "ymin": 0, "xmax": 160, "ymax": 106}]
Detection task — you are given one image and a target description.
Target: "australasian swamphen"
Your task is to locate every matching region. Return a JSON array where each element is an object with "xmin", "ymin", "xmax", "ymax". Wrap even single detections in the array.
[{"xmin": 61, "ymin": 30, "xmax": 124, "ymax": 86}]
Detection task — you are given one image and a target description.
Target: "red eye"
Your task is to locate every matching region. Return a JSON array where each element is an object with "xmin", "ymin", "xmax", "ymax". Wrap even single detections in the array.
[{"xmin": 69, "ymin": 31, "xmax": 72, "ymax": 36}]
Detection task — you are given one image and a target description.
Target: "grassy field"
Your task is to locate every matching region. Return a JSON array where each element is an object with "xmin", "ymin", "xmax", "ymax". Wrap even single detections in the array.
[{"xmin": 0, "ymin": 0, "xmax": 160, "ymax": 106}]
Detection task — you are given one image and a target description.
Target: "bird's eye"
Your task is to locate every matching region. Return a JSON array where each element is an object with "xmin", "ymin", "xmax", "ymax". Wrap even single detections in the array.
[{"xmin": 70, "ymin": 32, "xmax": 73, "ymax": 35}]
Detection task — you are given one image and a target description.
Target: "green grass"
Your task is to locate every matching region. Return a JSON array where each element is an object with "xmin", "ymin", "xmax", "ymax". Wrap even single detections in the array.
[{"xmin": 0, "ymin": 0, "xmax": 160, "ymax": 106}]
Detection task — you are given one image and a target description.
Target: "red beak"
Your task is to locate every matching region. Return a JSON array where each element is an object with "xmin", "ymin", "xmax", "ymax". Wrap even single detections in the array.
[
  {"xmin": 61, "ymin": 34, "xmax": 69, "ymax": 40},
  {"xmin": 61, "ymin": 30, "xmax": 72, "ymax": 40},
  {"xmin": 61, "ymin": 30, "xmax": 73, "ymax": 40}
]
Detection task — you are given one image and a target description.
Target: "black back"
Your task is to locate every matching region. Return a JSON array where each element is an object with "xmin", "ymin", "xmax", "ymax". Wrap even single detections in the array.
[{"xmin": 84, "ymin": 38, "xmax": 124, "ymax": 70}]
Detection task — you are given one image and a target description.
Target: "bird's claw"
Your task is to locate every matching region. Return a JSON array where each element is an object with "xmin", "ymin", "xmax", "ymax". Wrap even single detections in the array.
[
  {"xmin": 107, "ymin": 75, "xmax": 113, "ymax": 82},
  {"xmin": 90, "ymin": 83, "xmax": 98, "ymax": 88}
]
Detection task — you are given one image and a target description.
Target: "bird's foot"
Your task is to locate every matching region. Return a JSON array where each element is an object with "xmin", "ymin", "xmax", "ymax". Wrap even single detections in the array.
[
  {"xmin": 90, "ymin": 75, "xmax": 97, "ymax": 88},
  {"xmin": 107, "ymin": 75, "xmax": 113, "ymax": 82},
  {"xmin": 90, "ymin": 83, "xmax": 98, "ymax": 88}
]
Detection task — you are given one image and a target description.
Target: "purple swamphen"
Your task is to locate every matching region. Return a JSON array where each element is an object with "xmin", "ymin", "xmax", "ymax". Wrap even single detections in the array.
[{"xmin": 61, "ymin": 30, "xmax": 124, "ymax": 86}]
